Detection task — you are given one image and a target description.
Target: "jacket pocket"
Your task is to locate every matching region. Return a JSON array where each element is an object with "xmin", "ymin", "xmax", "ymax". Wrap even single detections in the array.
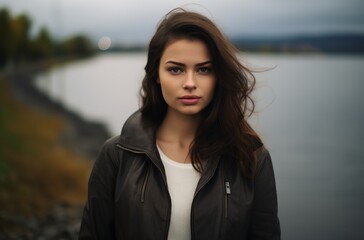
[{"xmin": 140, "ymin": 163, "xmax": 150, "ymax": 203}]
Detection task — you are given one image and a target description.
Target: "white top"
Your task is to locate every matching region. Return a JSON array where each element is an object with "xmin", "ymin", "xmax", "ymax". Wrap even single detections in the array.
[{"xmin": 157, "ymin": 145, "xmax": 201, "ymax": 240}]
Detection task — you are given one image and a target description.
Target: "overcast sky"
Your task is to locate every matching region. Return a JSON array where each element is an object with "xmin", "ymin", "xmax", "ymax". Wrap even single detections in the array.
[{"xmin": 1, "ymin": 0, "xmax": 364, "ymax": 45}]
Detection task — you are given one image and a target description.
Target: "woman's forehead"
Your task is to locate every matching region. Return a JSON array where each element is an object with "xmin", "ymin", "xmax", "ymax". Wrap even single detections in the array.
[{"xmin": 161, "ymin": 39, "xmax": 211, "ymax": 64}]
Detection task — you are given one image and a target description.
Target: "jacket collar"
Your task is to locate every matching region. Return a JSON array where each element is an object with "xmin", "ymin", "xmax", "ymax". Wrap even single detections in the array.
[
  {"xmin": 117, "ymin": 111, "xmax": 167, "ymax": 174},
  {"xmin": 117, "ymin": 110, "xmax": 222, "ymax": 192},
  {"xmin": 117, "ymin": 110, "xmax": 262, "ymax": 164},
  {"xmin": 117, "ymin": 110, "xmax": 264, "ymax": 192},
  {"xmin": 118, "ymin": 110, "xmax": 156, "ymax": 154}
]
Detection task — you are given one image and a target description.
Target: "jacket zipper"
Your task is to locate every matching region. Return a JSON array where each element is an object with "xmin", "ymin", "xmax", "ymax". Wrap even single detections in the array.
[
  {"xmin": 224, "ymin": 181, "xmax": 231, "ymax": 218},
  {"xmin": 190, "ymin": 158, "xmax": 220, "ymax": 240},
  {"xmin": 116, "ymin": 143, "xmax": 171, "ymax": 240}
]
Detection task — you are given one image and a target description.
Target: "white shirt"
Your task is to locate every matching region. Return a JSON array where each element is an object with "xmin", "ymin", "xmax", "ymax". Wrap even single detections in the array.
[{"xmin": 157, "ymin": 145, "xmax": 201, "ymax": 240}]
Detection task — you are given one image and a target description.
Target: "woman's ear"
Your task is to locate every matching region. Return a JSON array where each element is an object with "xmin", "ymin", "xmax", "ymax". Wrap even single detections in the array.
[{"xmin": 156, "ymin": 77, "xmax": 160, "ymax": 84}]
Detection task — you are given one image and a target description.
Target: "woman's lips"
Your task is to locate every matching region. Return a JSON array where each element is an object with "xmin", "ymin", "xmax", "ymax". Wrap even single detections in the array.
[{"xmin": 179, "ymin": 95, "xmax": 201, "ymax": 105}]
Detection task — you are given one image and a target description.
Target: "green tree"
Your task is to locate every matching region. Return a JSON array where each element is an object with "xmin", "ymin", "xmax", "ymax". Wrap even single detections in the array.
[
  {"xmin": 62, "ymin": 35, "xmax": 94, "ymax": 57},
  {"xmin": 29, "ymin": 27, "xmax": 53, "ymax": 60},
  {"xmin": 0, "ymin": 8, "xmax": 11, "ymax": 68},
  {"xmin": 9, "ymin": 14, "xmax": 32, "ymax": 63}
]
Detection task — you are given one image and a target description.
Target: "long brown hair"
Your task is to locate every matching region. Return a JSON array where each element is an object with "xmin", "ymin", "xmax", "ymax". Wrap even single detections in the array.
[{"xmin": 140, "ymin": 8, "xmax": 261, "ymax": 177}]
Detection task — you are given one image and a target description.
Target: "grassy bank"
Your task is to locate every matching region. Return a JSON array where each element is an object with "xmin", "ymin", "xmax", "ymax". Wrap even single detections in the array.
[{"xmin": 0, "ymin": 74, "xmax": 92, "ymax": 218}]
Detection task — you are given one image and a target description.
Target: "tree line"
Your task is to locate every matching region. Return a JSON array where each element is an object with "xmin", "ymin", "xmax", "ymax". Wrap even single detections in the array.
[{"xmin": 0, "ymin": 8, "xmax": 95, "ymax": 69}]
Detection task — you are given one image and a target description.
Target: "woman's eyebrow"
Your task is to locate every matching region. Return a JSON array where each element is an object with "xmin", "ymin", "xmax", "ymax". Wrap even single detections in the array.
[
  {"xmin": 196, "ymin": 60, "xmax": 212, "ymax": 66},
  {"xmin": 165, "ymin": 61, "xmax": 185, "ymax": 66},
  {"xmin": 165, "ymin": 60, "xmax": 212, "ymax": 66}
]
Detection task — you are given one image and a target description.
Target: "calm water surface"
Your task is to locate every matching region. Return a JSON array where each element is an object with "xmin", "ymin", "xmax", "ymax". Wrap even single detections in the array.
[{"xmin": 36, "ymin": 53, "xmax": 364, "ymax": 240}]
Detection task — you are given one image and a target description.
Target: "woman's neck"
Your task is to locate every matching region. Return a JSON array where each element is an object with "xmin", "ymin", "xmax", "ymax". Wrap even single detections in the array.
[
  {"xmin": 157, "ymin": 109, "xmax": 201, "ymax": 147},
  {"xmin": 156, "ymin": 110, "xmax": 202, "ymax": 163}
]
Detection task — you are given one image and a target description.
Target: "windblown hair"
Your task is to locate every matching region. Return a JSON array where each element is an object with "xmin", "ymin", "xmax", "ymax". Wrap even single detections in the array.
[{"xmin": 140, "ymin": 8, "xmax": 261, "ymax": 177}]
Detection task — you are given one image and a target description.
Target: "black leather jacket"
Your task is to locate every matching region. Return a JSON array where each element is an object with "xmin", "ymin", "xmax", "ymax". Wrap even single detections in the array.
[{"xmin": 79, "ymin": 111, "xmax": 280, "ymax": 240}]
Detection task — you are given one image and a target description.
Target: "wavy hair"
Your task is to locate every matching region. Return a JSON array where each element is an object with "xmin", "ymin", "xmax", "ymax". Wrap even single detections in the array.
[{"xmin": 140, "ymin": 8, "xmax": 261, "ymax": 177}]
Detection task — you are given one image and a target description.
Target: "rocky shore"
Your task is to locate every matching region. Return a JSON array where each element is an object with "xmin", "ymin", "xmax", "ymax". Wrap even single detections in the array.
[
  {"xmin": 1, "ymin": 63, "xmax": 111, "ymax": 239},
  {"xmin": 0, "ymin": 203, "xmax": 84, "ymax": 240}
]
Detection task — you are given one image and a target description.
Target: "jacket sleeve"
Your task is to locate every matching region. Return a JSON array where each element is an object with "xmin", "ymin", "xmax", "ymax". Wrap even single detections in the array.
[
  {"xmin": 248, "ymin": 147, "xmax": 281, "ymax": 240},
  {"xmin": 79, "ymin": 138, "xmax": 119, "ymax": 240}
]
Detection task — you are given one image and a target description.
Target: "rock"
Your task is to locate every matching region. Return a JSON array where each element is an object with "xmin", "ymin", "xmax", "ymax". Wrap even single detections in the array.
[{"xmin": 0, "ymin": 203, "xmax": 85, "ymax": 240}]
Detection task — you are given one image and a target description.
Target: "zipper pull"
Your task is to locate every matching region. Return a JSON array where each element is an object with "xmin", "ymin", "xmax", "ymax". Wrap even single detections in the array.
[{"xmin": 225, "ymin": 181, "xmax": 231, "ymax": 195}]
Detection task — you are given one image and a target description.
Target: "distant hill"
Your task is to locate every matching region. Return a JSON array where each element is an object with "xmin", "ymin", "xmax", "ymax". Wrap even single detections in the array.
[{"xmin": 231, "ymin": 34, "xmax": 364, "ymax": 54}]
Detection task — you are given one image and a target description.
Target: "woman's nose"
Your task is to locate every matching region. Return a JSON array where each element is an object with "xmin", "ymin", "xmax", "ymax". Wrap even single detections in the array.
[{"xmin": 183, "ymin": 71, "xmax": 197, "ymax": 90}]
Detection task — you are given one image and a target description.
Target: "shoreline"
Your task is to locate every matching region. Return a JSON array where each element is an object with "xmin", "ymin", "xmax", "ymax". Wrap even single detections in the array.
[
  {"xmin": 0, "ymin": 61, "xmax": 110, "ymax": 239},
  {"xmin": 5, "ymin": 62, "xmax": 111, "ymax": 160}
]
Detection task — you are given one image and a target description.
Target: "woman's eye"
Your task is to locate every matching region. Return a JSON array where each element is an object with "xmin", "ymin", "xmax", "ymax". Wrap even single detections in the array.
[
  {"xmin": 168, "ymin": 67, "xmax": 183, "ymax": 74},
  {"xmin": 198, "ymin": 67, "xmax": 212, "ymax": 74}
]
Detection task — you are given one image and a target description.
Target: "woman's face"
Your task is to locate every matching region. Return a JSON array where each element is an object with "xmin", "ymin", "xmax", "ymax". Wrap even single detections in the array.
[{"xmin": 158, "ymin": 38, "xmax": 216, "ymax": 117}]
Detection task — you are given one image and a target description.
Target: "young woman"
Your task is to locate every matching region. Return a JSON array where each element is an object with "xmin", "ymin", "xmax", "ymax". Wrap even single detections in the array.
[{"xmin": 79, "ymin": 9, "xmax": 280, "ymax": 240}]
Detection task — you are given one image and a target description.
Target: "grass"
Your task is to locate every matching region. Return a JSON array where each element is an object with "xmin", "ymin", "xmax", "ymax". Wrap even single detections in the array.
[{"xmin": 0, "ymin": 75, "xmax": 92, "ymax": 217}]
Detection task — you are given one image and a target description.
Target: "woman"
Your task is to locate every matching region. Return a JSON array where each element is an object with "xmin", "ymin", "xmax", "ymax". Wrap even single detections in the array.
[{"xmin": 79, "ymin": 8, "xmax": 280, "ymax": 240}]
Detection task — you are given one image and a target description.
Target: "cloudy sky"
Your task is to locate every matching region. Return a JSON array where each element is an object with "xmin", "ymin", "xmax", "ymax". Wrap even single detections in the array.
[{"xmin": 1, "ymin": 0, "xmax": 364, "ymax": 45}]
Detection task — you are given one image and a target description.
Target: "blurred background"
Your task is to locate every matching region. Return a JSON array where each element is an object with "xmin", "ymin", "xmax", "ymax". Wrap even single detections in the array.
[{"xmin": 0, "ymin": 0, "xmax": 363, "ymax": 239}]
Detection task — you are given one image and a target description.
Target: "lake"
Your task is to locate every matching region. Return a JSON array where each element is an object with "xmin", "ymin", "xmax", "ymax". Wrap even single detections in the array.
[{"xmin": 36, "ymin": 53, "xmax": 364, "ymax": 239}]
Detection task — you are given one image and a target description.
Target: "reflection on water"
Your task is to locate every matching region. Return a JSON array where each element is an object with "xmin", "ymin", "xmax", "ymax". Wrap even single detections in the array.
[{"xmin": 36, "ymin": 53, "xmax": 364, "ymax": 240}]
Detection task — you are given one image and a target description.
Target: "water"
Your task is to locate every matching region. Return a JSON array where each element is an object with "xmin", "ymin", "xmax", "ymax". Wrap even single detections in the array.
[
  {"xmin": 36, "ymin": 53, "xmax": 147, "ymax": 135},
  {"xmin": 35, "ymin": 53, "xmax": 364, "ymax": 239}
]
